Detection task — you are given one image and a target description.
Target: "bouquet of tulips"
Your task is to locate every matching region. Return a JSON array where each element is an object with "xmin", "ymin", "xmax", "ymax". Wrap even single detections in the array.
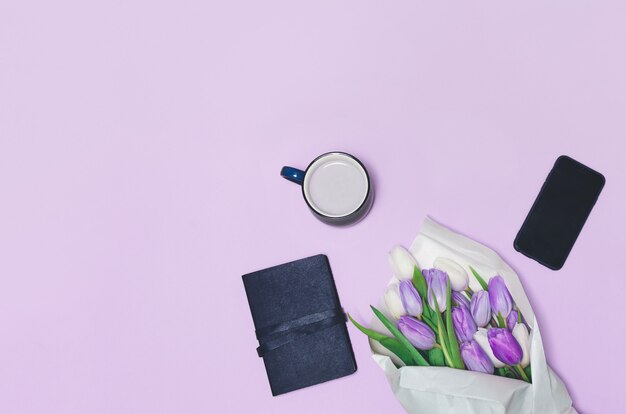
[
  {"xmin": 351, "ymin": 218, "xmax": 576, "ymax": 414},
  {"xmin": 350, "ymin": 254, "xmax": 531, "ymax": 381}
]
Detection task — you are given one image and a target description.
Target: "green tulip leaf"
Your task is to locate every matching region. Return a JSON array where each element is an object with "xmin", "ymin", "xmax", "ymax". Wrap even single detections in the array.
[
  {"xmin": 428, "ymin": 347, "xmax": 446, "ymax": 366},
  {"xmin": 370, "ymin": 306, "xmax": 430, "ymax": 366},
  {"xmin": 412, "ymin": 265, "xmax": 427, "ymax": 298},
  {"xmin": 496, "ymin": 367, "xmax": 517, "ymax": 379},
  {"xmin": 380, "ymin": 337, "xmax": 417, "ymax": 366},
  {"xmin": 347, "ymin": 313, "xmax": 416, "ymax": 366},
  {"xmin": 412, "ymin": 266, "xmax": 433, "ymax": 321},
  {"xmin": 347, "ymin": 313, "xmax": 388, "ymax": 342},
  {"xmin": 469, "ymin": 266, "xmax": 489, "ymax": 291},
  {"xmin": 496, "ymin": 313, "xmax": 507, "ymax": 329}
]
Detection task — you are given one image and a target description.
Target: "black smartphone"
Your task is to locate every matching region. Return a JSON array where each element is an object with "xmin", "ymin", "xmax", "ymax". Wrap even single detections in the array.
[{"xmin": 514, "ymin": 155, "xmax": 605, "ymax": 270}]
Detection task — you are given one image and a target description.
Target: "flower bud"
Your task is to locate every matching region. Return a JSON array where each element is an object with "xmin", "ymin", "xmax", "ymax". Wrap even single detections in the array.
[
  {"xmin": 474, "ymin": 328, "xmax": 505, "ymax": 368},
  {"xmin": 399, "ymin": 280, "xmax": 423, "ymax": 318},
  {"xmin": 452, "ymin": 291, "xmax": 471, "ymax": 311},
  {"xmin": 470, "ymin": 290, "xmax": 491, "ymax": 328},
  {"xmin": 460, "ymin": 340, "xmax": 495, "ymax": 374},
  {"xmin": 507, "ymin": 310, "xmax": 519, "ymax": 331},
  {"xmin": 512, "ymin": 323, "xmax": 530, "ymax": 367},
  {"xmin": 452, "ymin": 306, "xmax": 477, "ymax": 342},
  {"xmin": 398, "ymin": 316, "xmax": 436, "ymax": 350},
  {"xmin": 423, "ymin": 268, "xmax": 449, "ymax": 312},
  {"xmin": 488, "ymin": 276, "xmax": 513, "ymax": 319},
  {"xmin": 384, "ymin": 283, "xmax": 406, "ymax": 319},
  {"xmin": 487, "ymin": 328, "xmax": 523, "ymax": 366},
  {"xmin": 388, "ymin": 245, "xmax": 418, "ymax": 280},
  {"xmin": 433, "ymin": 257, "xmax": 469, "ymax": 292}
]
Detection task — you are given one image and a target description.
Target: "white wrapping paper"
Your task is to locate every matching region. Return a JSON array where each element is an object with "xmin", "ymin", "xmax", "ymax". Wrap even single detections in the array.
[{"xmin": 370, "ymin": 218, "xmax": 576, "ymax": 414}]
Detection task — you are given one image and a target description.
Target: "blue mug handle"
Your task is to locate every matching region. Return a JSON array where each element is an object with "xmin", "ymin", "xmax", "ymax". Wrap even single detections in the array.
[{"xmin": 280, "ymin": 166, "xmax": 305, "ymax": 185}]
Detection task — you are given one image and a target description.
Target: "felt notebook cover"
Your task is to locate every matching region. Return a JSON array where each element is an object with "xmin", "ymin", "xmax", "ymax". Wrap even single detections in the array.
[{"xmin": 242, "ymin": 254, "xmax": 357, "ymax": 396}]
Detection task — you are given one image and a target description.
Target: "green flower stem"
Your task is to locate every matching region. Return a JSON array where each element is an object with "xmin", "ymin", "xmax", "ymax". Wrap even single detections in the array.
[
  {"xmin": 515, "ymin": 365, "xmax": 530, "ymax": 382},
  {"xmin": 437, "ymin": 327, "xmax": 453, "ymax": 367},
  {"xmin": 431, "ymin": 291, "xmax": 453, "ymax": 367},
  {"xmin": 445, "ymin": 281, "xmax": 465, "ymax": 369}
]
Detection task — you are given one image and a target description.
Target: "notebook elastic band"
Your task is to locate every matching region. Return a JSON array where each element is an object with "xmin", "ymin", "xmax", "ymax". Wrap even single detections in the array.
[{"xmin": 255, "ymin": 309, "xmax": 345, "ymax": 357}]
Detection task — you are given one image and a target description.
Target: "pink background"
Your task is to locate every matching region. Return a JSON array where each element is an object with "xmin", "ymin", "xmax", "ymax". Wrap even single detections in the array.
[{"xmin": 1, "ymin": 1, "xmax": 625, "ymax": 413}]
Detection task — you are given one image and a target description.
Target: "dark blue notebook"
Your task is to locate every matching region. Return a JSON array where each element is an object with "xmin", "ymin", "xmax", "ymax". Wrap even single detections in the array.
[{"xmin": 242, "ymin": 254, "xmax": 357, "ymax": 396}]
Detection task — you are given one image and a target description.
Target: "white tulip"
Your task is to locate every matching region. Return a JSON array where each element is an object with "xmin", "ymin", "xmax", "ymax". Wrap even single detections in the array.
[
  {"xmin": 384, "ymin": 283, "xmax": 407, "ymax": 319},
  {"xmin": 388, "ymin": 245, "xmax": 419, "ymax": 280},
  {"xmin": 433, "ymin": 257, "xmax": 469, "ymax": 292},
  {"xmin": 474, "ymin": 328, "xmax": 506, "ymax": 368},
  {"xmin": 512, "ymin": 323, "xmax": 531, "ymax": 368}
]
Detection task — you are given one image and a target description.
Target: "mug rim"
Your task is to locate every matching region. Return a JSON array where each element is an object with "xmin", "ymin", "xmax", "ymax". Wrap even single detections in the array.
[{"xmin": 300, "ymin": 151, "xmax": 371, "ymax": 219}]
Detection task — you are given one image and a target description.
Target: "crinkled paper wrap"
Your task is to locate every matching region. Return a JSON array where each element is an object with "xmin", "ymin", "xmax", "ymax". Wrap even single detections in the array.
[{"xmin": 370, "ymin": 218, "xmax": 576, "ymax": 414}]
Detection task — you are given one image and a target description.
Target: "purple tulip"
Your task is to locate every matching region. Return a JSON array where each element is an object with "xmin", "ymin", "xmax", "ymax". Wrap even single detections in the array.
[
  {"xmin": 452, "ymin": 291, "xmax": 471, "ymax": 310},
  {"xmin": 470, "ymin": 290, "xmax": 491, "ymax": 328},
  {"xmin": 398, "ymin": 316, "xmax": 436, "ymax": 350},
  {"xmin": 487, "ymin": 328, "xmax": 523, "ymax": 366},
  {"xmin": 399, "ymin": 280, "xmax": 423, "ymax": 317},
  {"xmin": 452, "ymin": 306, "xmax": 477, "ymax": 342},
  {"xmin": 423, "ymin": 268, "xmax": 449, "ymax": 312},
  {"xmin": 488, "ymin": 276, "xmax": 513, "ymax": 319},
  {"xmin": 507, "ymin": 310, "xmax": 519, "ymax": 331},
  {"xmin": 460, "ymin": 340, "xmax": 495, "ymax": 374}
]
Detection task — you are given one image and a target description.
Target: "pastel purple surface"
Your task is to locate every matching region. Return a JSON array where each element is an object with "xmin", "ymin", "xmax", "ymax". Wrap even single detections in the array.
[{"xmin": 1, "ymin": 1, "xmax": 626, "ymax": 414}]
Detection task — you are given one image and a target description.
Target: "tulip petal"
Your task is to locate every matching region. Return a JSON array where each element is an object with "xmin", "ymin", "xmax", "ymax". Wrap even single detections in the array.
[
  {"xmin": 388, "ymin": 246, "xmax": 419, "ymax": 280},
  {"xmin": 452, "ymin": 291, "xmax": 471, "ymax": 310},
  {"xmin": 399, "ymin": 280, "xmax": 423, "ymax": 317},
  {"xmin": 424, "ymin": 268, "xmax": 448, "ymax": 312},
  {"xmin": 512, "ymin": 323, "xmax": 531, "ymax": 368},
  {"xmin": 461, "ymin": 340, "xmax": 495, "ymax": 374},
  {"xmin": 434, "ymin": 257, "xmax": 469, "ymax": 292},
  {"xmin": 507, "ymin": 310, "xmax": 519, "ymax": 331},
  {"xmin": 384, "ymin": 283, "xmax": 406, "ymax": 319},
  {"xmin": 470, "ymin": 290, "xmax": 491, "ymax": 328},
  {"xmin": 474, "ymin": 328, "xmax": 506, "ymax": 368},
  {"xmin": 398, "ymin": 316, "xmax": 436, "ymax": 350},
  {"xmin": 488, "ymin": 276, "xmax": 514, "ymax": 319},
  {"xmin": 487, "ymin": 328, "xmax": 523, "ymax": 366},
  {"xmin": 452, "ymin": 306, "xmax": 477, "ymax": 342}
]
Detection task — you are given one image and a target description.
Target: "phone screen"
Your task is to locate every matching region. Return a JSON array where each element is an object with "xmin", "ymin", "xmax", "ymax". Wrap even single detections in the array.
[{"xmin": 514, "ymin": 156, "xmax": 605, "ymax": 270}]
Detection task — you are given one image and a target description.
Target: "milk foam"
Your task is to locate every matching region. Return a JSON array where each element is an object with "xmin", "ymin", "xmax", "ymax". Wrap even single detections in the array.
[{"xmin": 304, "ymin": 154, "xmax": 368, "ymax": 217}]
